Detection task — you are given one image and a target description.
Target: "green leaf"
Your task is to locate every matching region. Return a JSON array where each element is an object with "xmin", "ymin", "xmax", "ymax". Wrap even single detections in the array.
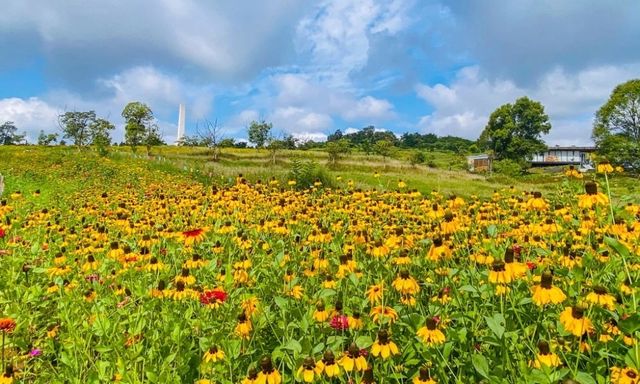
[
  {"xmin": 618, "ymin": 313, "xmax": 640, "ymax": 334},
  {"xmin": 274, "ymin": 296, "xmax": 288, "ymax": 310},
  {"xmin": 472, "ymin": 353, "xmax": 490, "ymax": 379},
  {"xmin": 485, "ymin": 313, "xmax": 506, "ymax": 339},
  {"xmin": 604, "ymin": 236, "xmax": 631, "ymax": 257},
  {"xmin": 355, "ymin": 335, "xmax": 373, "ymax": 349},
  {"xmin": 574, "ymin": 371, "xmax": 596, "ymax": 384},
  {"xmin": 283, "ymin": 339, "xmax": 302, "ymax": 355}
]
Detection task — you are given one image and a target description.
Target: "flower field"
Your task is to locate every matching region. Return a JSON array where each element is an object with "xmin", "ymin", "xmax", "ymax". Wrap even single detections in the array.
[{"xmin": 0, "ymin": 150, "xmax": 639, "ymax": 384}]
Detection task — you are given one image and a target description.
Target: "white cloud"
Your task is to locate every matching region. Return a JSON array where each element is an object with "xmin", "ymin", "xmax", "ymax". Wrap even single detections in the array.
[
  {"xmin": 416, "ymin": 63, "xmax": 640, "ymax": 144},
  {"xmin": 0, "ymin": 97, "xmax": 60, "ymax": 141},
  {"xmin": 296, "ymin": 0, "xmax": 415, "ymax": 86},
  {"xmin": 292, "ymin": 132, "xmax": 328, "ymax": 143},
  {"xmin": 271, "ymin": 107, "xmax": 333, "ymax": 133}
]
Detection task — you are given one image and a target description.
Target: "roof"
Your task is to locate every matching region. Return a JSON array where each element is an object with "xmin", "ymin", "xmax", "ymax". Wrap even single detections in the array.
[{"xmin": 544, "ymin": 146, "xmax": 596, "ymax": 151}]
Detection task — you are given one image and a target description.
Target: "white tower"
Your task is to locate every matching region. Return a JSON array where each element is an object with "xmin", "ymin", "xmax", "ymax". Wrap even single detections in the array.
[{"xmin": 176, "ymin": 103, "xmax": 186, "ymax": 144}]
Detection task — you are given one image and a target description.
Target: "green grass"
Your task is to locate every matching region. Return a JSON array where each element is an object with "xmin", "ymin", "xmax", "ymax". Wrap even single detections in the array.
[{"xmin": 1, "ymin": 145, "xmax": 637, "ymax": 203}]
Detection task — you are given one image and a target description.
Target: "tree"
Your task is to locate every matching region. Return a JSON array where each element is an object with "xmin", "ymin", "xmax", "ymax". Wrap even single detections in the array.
[
  {"xmin": 122, "ymin": 102, "xmax": 162, "ymax": 156},
  {"xmin": 248, "ymin": 120, "xmax": 272, "ymax": 148},
  {"xmin": 196, "ymin": 119, "xmax": 224, "ymax": 161},
  {"xmin": 0, "ymin": 121, "xmax": 24, "ymax": 145},
  {"xmin": 90, "ymin": 118, "xmax": 115, "ymax": 156},
  {"xmin": 478, "ymin": 96, "xmax": 551, "ymax": 163},
  {"xmin": 37, "ymin": 130, "xmax": 58, "ymax": 146},
  {"xmin": 325, "ymin": 139, "xmax": 351, "ymax": 166},
  {"xmin": 409, "ymin": 151, "xmax": 426, "ymax": 167},
  {"xmin": 373, "ymin": 139, "xmax": 396, "ymax": 163},
  {"xmin": 59, "ymin": 111, "xmax": 97, "ymax": 147},
  {"xmin": 593, "ymin": 79, "xmax": 640, "ymax": 172}
]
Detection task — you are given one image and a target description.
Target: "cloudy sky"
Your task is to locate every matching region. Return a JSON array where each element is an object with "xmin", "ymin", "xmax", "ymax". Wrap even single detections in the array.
[{"xmin": 1, "ymin": 0, "xmax": 639, "ymax": 145}]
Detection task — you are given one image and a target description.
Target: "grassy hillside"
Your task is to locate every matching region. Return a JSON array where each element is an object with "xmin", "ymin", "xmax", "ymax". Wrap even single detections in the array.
[{"xmin": 1, "ymin": 145, "xmax": 637, "ymax": 203}]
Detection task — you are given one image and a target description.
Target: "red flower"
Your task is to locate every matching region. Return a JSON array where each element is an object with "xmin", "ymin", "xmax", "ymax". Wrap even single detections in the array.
[
  {"xmin": 512, "ymin": 244, "xmax": 522, "ymax": 256},
  {"xmin": 183, "ymin": 228, "xmax": 204, "ymax": 238},
  {"xmin": 0, "ymin": 318, "xmax": 16, "ymax": 332},
  {"xmin": 526, "ymin": 262, "xmax": 537, "ymax": 271},
  {"xmin": 329, "ymin": 315, "xmax": 349, "ymax": 330},
  {"xmin": 200, "ymin": 289, "xmax": 228, "ymax": 306},
  {"xmin": 0, "ymin": 227, "xmax": 5, "ymax": 239}
]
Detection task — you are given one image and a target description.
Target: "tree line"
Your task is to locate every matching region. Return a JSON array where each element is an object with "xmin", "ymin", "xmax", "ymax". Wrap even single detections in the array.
[{"xmin": 1, "ymin": 79, "xmax": 638, "ymax": 172}]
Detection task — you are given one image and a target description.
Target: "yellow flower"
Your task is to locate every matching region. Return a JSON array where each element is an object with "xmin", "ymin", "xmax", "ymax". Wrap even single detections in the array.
[
  {"xmin": 366, "ymin": 283, "xmax": 384, "ymax": 303},
  {"xmin": 371, "ymin": 330, "xmax": 400, "ymax": 359},
  {"xmin": 597, "ymin": 162, "xmax": 614, "ymax": 174},
  {"xmin": 488, "ymin": 261, "xmax": 513, "ymax": 284},
  {"xmin": 337, "ymin": 343, "xmax": 368, "ymax": 372},
  {"xmin": 313, "ymin": 303, "xmax": 329, "ymax": 322},
  {"xmin": 413, "ymin": 367, "xmax": 437, "ymax": 384},
  {"xmin": 370, "ymin": 305, "xmax": 398, "ymax": 324},
  {"xmin": 392, "ymin": 270, "xmax": 420, "ymax": 295},
  {"xmin": 586, "ymin": 286, "xmax": 617, "ymax": 309},
  {"xmin": 559, "ymin": 306, "xmax": 593, "ymax": 337},
  {"xmin": 203, "ymin": 346, "xmax": 224, "ymax": 363},
  {"xmin": 530, "ymin": 341, "xmax": 561, "ymax": 368},
  {"xmin": 257, "ymin": 357, "xmax": 281, "ymax": 384},
  {"xmin": 531, "ymin": 272, "xmax": 566, "ymax": 306},
  {"xmin": 296, "ymin": 357, "xmax": 321, "ymax": 383},
  {"xmin": 610, "ymin": 366, "xmax": 639, "ymax": 384},
  {"xmin": 416, "ymin": 318, "xmax": 446, "ymax": 346},
  {"xmin": 235, "ymin": 313, "xmax": 252, "ymax": 339},
  {"xmin": 316, "ymin": 350, "xmax": 341, "ymax": 378}
]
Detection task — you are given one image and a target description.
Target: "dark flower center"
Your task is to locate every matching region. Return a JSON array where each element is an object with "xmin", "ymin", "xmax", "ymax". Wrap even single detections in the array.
[{"xmin": 585, "ymin": 182, "xmax": 598, "ymax": 196}]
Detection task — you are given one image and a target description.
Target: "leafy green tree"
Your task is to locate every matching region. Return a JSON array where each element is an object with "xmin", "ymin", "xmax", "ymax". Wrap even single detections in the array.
[
  {"xmin": 218, "ymin": 138, "xmax": 236, "ymax": 148},
  {"xmin": 59, "ymin": 111, "xmax": 97, "ymax": 147},
  {"xmin": 248, "ymin": 120, "xmax": 272, "ymax": 148},
  {"xmin": 0, "ymin": 121, "xmax": 24, "ymax": 145},
  {"xmin": 90, "ymin": 118, "xmax": 114, "ymax": 156},
  {"xmin": 325, "ymin": 139, "xmax": 351, "ymax": 166},
  {"xmin": 122, "ymin": 102, "xmax": 162, "ymax": 155},
  {"xmin": 592, "ymin": 79, "xmax": 640, "ymax": 172},
  {"xmin": 478, "ymin": 96, "xmax": 551, "ymax": 163},
  {"xmin": 373, "ymin": 139, "xmax": 396, "ymax": 163},
  {"xmin": 37, "ymin": 130, "xmax": 58, "ymax": 146},
  {"xmin": 409, "ymin": 151, "xmax": 426, "ymax": 167}
]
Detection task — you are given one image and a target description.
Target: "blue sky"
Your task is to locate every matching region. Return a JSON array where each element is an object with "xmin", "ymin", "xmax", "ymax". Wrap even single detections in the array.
[{"xmin": 1, "ymin": 0, "xmax": 639, "ymax": 145}]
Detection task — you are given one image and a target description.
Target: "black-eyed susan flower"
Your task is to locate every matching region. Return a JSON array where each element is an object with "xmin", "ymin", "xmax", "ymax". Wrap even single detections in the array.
[
  {"xmin": 578, "ymin": 182, "xmax": 609, "ymax": 209},
  {"xmin": 610, "ymin": 366, "xmax": 639, "ymax": 384},
  {"xmin": 488, "ymin": 260, "xmax": 513, "ymax": 284},
  {"xmin": 413, "ymin": 367, "xmax": 437, "ymax": 384},
  {"xmin": 313, "ymin": 302, "xmax": 329, "ymax": 322},
  {"xmin": 416, "ymin": 318, "xmax": 445, "ymax": 346},
  {"xmin": 532, "ymin": 271, "xmax": 566, "ymax": 306},
  {"xmin": 235, "ymin": 312, "xmax": 252, "ymax": 339},
  {"xmin": 370, "ymin": 305, "xmax": 398, "ymax": 324},
  {"xmin": 347, "ymin": 312, "xmax": 363, "ymax": 330},
  {"xmin": 586, "ymin": 286, "xmax": 617, "ymax": 309},
  {"xmin": 0, "ymin": 365, "xmax": 13, "ymax": 384},
  {"xmin": 241, "ymin": 368, "xmax": 258, "ymax": 384},
  {"xmin": 338, "ymin": 343, "xmax": 368, "ymax": 372},
  {"xmin": 597, "ymin": 162, "xmax": 613, "ymax": 174},
  {"xmin": 296, "ymin": 357, "xmax": 321, "ymax": 383},
  {"xmin": 257, "ymin": 356, "xmax": 281, "ymax": 384},
  {"xmin": 366, "ymin": 282, "xmax": 384, "ymax": 303},
  {"xmin": 559, "ymin": 306, "xmax": 593, "ymax": 337},
  {"xmin": 316, "ymin": 350, "xmax": 341, "ymax": 378},
  {"xmin": 203, "ymin": 345, "xmax": 224, "ymax": 363},
  {"xmin": 530, "ymin": 341, "xmax": 561, "ymax": 368},
  {"xmin": 371, "ymin": 329, "xmax": 399, "ymax": 359},
  {"xmin": 392, "ymin": 270, "xmax": 420, "ymax": 295}
]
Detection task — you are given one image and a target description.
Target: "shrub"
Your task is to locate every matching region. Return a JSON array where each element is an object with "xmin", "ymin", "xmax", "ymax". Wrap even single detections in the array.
[
  {"xmin": 493, "ymin": 158, "xmax": 524, "ymax": 176},
  {"xmin": 287, "ymin": 159, "xmax": 335, "ymax": 189}
]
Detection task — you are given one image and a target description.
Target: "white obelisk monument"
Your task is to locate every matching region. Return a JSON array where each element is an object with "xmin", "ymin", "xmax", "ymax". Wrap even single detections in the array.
[{"xmin": 176, "ymin": 103, "xmax": 186, "ymax": 144}]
